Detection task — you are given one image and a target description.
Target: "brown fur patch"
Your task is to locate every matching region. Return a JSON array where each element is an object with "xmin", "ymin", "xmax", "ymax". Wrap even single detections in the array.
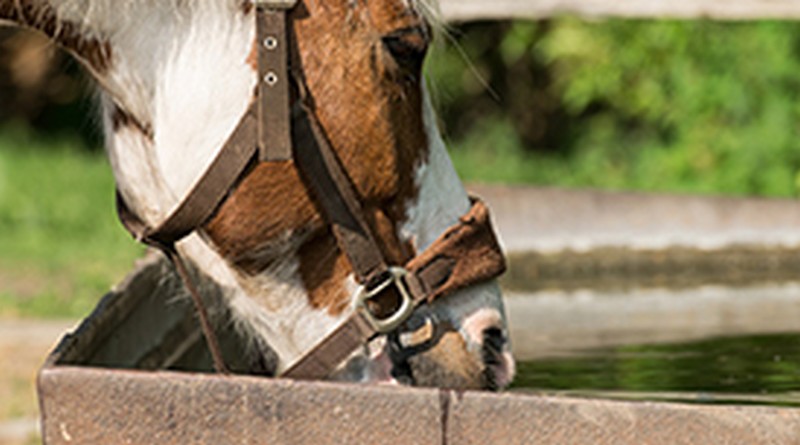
[
  {"xmin": 205, "ymin": 0, "xmax": 431, "ymax": 315},
  {"xmin": 240, "ymin": 0, "xmax": 254, "ymax": 15},
  {"xmin": 297, "ymin": 231, "xmax": 352, "ymax": 315},
  {"xmin": 0, "ymin": 0, "xmax": 113, "ymax": 74},
  {"xmin": 205, "ymin": 160, "xmax": 321, "ymax": 272},
  {"xmin": 247, "ymin": 37, "xmax": 258, "ymax": 71}
]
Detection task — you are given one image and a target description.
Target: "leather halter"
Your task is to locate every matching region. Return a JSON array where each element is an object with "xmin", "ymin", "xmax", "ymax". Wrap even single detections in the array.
[{"xmin": 116, "ymin": 0, "xmax": 506, "ymax": 379}]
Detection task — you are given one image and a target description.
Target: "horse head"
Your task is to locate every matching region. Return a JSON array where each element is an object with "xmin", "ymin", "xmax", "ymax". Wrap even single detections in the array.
[{"xmin": 1, "ymin": 0, "xmax": 515, "ymax": 389}]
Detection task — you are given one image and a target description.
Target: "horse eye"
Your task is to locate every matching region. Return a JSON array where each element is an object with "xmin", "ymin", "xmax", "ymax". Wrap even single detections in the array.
[{"xmin": 382, "ymin": 26, "xmax": 430, "ymax": 75}]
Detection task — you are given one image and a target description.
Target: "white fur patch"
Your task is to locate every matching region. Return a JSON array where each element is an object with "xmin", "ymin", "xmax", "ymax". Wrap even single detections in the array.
[
  {"xmin": 154, "ymin": 5, "xmax": 255, "ymax": 206},
  {"xmin": 400, "ymin": 84, "xmax": 471, "ymax": 251}
]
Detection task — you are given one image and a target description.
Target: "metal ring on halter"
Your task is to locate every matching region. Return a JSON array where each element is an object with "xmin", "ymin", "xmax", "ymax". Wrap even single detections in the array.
[{"xmin": 356, "ymin": 267, "xmax": 416, "ymax": 334}]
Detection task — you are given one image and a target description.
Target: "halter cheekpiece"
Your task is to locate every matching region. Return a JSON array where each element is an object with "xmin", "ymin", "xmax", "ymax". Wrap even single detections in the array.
[{"xmin": 116, "ymin": 0, "xmax": 507, "ymax": 380}]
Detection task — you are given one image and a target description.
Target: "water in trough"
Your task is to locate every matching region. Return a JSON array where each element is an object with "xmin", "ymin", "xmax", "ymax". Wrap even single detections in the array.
[
  {"xmin": 512, "ymin": 332, "xmax": 800, "ymax": 406},
  {"xmin": 503, "ymin": 249, "xmax": 800, "ymax": 406}
]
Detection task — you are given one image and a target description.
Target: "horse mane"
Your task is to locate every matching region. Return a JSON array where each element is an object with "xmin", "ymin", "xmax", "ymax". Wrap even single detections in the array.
[{"xmin": 412, "ymin": 0, "xmax": 444, "ymax": 32}]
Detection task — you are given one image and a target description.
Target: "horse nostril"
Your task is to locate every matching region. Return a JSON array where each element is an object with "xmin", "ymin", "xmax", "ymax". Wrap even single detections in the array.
[
  {"xmin": 481, "ymin": 327, "xmax": 506, "ymax": 365},
  {"xmin": 480, "ymin": 327, "xmax": 503, "ymax": 391}
]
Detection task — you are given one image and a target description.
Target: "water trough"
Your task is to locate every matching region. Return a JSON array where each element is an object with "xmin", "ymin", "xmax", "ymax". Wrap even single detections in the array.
[{"xmin": 38, "ymin": 186, "xmax": 800, "ymax": 444}]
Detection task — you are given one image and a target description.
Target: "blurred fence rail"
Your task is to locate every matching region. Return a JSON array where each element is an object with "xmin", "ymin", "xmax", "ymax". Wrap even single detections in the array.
[{"xmin": 439, "ymin": 0, "xmax": 800, "ymax": 21}]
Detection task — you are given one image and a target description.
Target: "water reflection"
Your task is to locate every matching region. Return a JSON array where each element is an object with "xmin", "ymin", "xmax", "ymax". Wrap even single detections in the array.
[{"xmin": 512, "ymin": 333, "xmax": 800, "ymax": 405}]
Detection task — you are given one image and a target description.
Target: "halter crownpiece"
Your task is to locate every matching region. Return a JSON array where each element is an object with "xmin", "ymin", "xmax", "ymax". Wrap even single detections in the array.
[
  {"xmin": 116, "ymin": 0, "xmax": 507, "ymax": 380},
  {"xmin": 255, "ymin": 0, "xmax": 295, "ymax": 161}
]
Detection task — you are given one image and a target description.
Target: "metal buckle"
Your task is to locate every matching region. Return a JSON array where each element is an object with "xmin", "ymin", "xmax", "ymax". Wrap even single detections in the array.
[
  {"xmin": 357, "ymin": 267, "xmax": 416, "ymax": 334},
  {"xmin": 253, "ymin": 0, "xmax": 298, "ymax": 9}
]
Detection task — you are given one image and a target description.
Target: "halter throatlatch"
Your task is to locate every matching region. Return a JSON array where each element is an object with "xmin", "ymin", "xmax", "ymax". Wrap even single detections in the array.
[{"xmin": 116, "ymin": 0, "xmax": 507, "ymax": 380}]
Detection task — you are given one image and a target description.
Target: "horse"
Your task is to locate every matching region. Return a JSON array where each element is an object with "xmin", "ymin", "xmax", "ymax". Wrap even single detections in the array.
[{"xmin": 0, "ymin": 0, "xmax": 515, "ymax": 390}]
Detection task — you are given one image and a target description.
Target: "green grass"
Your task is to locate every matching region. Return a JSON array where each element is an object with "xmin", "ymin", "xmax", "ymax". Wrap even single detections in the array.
[{"xmin": 0, "ymin": 127, "xmax": 144, "ymax": 318}]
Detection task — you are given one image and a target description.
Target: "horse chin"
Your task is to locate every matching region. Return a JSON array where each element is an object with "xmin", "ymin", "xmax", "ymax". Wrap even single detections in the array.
[{"xmin": 329, "ymin": 343, "xmax": 401, "ymax": 384}]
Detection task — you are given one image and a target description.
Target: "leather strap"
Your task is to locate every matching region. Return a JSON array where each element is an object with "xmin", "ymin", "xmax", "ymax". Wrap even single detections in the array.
[
  {"xmin": 282, "ymin": 312, "xmax": 376, "ymax": 379},
  {"xmin": 164, "ymin": 246, "xmax": 231, "ymax": 374},
  {"xmin": 126, "ymin": 102, "xmax": 259, "ymax": 248},
  {"xmin": 292, "ymin": 92, "xmax": 390, "ymax": 285},
  {"xmin": 406, "ymin": 198, "xmax": 506, "ymax": 302},
  {"xmin": 117, "ymin": 191, "xmax": 230, "ymax": 374},
  {"xmin": 257, "ymin": 6, "xmax": 292, "ymax": 161}
]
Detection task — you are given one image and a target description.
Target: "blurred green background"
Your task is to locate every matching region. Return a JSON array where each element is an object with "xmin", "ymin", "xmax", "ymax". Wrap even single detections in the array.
[
  {"xmin": 429, "ymin": 19, "xmax": 800, "ymax": 196},
  {"xmin": 3, "ymin": 18, "xmax": 800, "ymax": 316}
]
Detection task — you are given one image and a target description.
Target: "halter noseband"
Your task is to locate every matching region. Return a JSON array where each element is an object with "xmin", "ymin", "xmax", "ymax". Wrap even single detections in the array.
[{"xmin": 116, "ymin": 0, "xmax": 506, "ymax": 380}]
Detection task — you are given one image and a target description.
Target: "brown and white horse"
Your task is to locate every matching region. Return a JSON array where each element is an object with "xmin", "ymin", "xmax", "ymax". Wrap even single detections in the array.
[{"xmin": 0, "ymin": 0, "xmax": 515, "ymax": 389}]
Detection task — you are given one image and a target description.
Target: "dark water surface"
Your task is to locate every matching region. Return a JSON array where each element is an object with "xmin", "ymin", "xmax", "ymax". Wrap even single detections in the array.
[{"xmin": 511, "ymin": 333, "xmax": 800, "ymax": 405}]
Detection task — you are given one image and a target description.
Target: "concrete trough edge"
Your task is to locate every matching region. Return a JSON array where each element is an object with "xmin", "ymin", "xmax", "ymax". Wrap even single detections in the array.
[
  {"xmin": 469, "ymin": 185, "xmax": 800, "ymax": 254},
  {"xmin": 38, "ymin": 366, "xmax": 800, "ymax": 445}
]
